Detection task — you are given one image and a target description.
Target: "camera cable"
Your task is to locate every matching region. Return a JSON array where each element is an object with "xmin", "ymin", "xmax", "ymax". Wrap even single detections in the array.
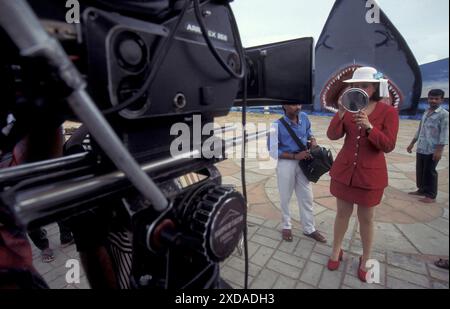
[{"xmin": 193, "ymin": 0, "xmax": 245, "ymax": 80}]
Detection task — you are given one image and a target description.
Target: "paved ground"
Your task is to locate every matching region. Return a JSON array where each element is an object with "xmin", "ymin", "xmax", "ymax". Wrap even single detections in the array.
[{"xmin": 31, "ymin": 113, "xmax": 449, "ymax": 289}]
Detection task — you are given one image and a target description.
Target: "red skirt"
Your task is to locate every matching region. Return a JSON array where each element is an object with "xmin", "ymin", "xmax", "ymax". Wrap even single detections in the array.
[{"xmin": 330, "ymin": 179, "xmax": 384, "ymax": 208}]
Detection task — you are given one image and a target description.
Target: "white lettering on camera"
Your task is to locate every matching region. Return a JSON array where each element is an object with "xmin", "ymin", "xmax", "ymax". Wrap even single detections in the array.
[{"xmin": 186, "ymin": 23, "xmax": 228, "ymax": 42}]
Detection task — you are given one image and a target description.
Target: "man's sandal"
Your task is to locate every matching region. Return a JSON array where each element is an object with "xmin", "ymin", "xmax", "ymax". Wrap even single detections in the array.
[
  {"xmin": 282, "ymin": 229, "xmax": 293, "ymax": 242},
  {"xmin": 41, "ymin": 248, "xmax": 55, "ymax": 263},
  {"xmin": 434, "ymin": 259, "xmax": 449, "ymax": 270}
]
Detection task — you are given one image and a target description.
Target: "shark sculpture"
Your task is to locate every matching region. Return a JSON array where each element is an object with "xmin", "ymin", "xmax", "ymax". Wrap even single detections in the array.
[{"xmin": 314, "ymin": 0, "xmax": 422, "ymax": 114}]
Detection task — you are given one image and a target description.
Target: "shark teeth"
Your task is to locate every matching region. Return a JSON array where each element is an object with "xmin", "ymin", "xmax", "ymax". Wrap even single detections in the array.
[{"xmin": 321, "ymin": 65, "xmax": 405, "ymax": 112}]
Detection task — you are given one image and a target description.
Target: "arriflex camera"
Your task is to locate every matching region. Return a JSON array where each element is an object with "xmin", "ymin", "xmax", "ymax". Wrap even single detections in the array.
[{"xmin": 0, "ymin": 0, "xmax": 313, "ymax": 289}]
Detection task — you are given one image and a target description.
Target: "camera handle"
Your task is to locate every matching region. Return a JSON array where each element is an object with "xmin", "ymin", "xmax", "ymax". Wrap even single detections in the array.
[{"xmin": 0, "ymin": 0, "xmax": 168, "ymax": 212}]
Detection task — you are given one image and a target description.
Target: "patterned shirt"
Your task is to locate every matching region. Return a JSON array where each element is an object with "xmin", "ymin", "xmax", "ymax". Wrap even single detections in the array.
[{"xmin": 415, "ymin": 107, "xmax": 449, "ymax": 155}]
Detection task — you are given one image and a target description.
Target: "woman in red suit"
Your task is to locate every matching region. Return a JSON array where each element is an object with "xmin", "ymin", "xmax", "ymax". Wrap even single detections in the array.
[{"xmin": 326, "ymin": 67, "xmax": 399, "ymax": 282}]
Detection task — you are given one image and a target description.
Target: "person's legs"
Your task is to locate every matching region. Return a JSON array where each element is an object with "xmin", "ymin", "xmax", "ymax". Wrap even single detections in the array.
[
  {"xmin": 425, "ymin": 156, "xmax": 439, "ymax": 200},
  {"xmin": 422, "ymin": 154, "xmax": 438, "ymax": 200},
  {"xmin": 294, "ymin": 164, "xmax": 315, "ymax": 235},
  {"xmin": 28, "ymin": 228, "xmax": 49, "ymax": 251},
  {"xmin": 330, "ymin": 199, "xmax": 354, "ymax": 261},
  {"xmin": 28, "ymin": 227, "xmax": 54, "ymax": 263},
  {"xmin": 58, "ymin": 220, "xmax": 74, "ymax": 246},
  {"xmin": 415, "ymin": 153, "xmax": 426, "ymax": 193},
  {"xmin": 357, "ymin": 205, "xmax": 375, "ymax": 270},
  {"xmin": 277, "ymin": 160, "xmax": 296, "ymax": 230}
]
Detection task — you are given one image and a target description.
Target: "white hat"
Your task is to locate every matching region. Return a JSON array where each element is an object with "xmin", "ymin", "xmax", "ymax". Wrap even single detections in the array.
[{"xmin": 344, "ymin": 67, "xmax": 390, "ymax": 98}]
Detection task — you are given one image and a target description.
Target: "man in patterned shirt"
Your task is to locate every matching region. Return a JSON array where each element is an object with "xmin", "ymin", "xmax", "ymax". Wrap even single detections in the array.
[{"xmin": 407, "ymin": 89, "xmax": 449, "ymax": 203}]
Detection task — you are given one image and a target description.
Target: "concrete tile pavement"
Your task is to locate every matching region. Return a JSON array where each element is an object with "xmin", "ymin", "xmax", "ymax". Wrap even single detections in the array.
[{"xmin": 28, "ymin": 114, "xmax": 448, "ymax": 289}]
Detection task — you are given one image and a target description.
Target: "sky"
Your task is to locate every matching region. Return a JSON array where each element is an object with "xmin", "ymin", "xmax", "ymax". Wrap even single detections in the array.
[{"xmin": 231, "ymin": 0, "xmax": 449, "ymax": 65}]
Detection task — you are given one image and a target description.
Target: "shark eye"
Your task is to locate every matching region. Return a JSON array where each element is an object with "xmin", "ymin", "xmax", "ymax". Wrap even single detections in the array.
[
  {"xmin": 317, "ymin": 35, "xmax": 334, "ymax": 50},
  {"xmin": 375, "ymin": 30, "xmax": 396, "ymax": 48}
]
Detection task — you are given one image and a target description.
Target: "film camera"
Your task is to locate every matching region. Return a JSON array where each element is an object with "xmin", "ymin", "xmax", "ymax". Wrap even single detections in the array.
[{"xmin": 0, "ymin": 0, "xmax": 313, "ymax": 288}]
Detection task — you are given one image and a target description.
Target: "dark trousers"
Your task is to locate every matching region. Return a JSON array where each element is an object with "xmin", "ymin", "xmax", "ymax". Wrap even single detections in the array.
[
  {"xmin": 28, "ymin": 221, "xmax": 73, "ymax": 251},
  {"xmin": 416, "ymin": 153, "xmax": 438, "ymax": 199}
]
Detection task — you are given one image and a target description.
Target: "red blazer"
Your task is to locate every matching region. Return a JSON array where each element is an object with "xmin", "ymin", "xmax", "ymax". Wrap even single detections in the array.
[{"xmin": 327, "ymin": 103, "xmax": 399, "ymax": 190}]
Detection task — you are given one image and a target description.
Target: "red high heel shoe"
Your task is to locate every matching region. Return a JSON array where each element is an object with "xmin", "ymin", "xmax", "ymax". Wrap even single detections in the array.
[
  {"xmin": 358, "ymin": 257, "xmax": 368, "ymax": 282},
  {"xmin": 327, "ymin": 249, "xmax": 344, "ymax": 271}
]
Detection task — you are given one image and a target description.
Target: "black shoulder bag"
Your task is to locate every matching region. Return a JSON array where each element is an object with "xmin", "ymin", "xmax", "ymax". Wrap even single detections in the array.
[{"xmin": 279, "ymin": 118, "xmax": 334, "ymax": 183}]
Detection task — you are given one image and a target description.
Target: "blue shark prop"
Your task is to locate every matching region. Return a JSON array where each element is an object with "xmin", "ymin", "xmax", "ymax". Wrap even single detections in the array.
[{"xmin": 314, "ymin": 0, "xmax": 422, "ymax": 114}]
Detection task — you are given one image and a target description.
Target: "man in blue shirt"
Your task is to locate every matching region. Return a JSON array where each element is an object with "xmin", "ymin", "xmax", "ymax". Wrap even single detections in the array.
[
  {"xmin": 407, "ymin": 89, "xmax": 449, "ymax": 203},
  {"xmin": 268, "ymin": 105, "xmax": 326, "ymax": 243}
]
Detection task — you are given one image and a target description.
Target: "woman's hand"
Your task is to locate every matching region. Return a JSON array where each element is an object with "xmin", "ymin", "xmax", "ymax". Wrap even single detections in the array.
[
  {"xmin": 295, "ymin": 151, "xmax": 312, "ymax": 161},
  {"xmin": 353, "ymin": 111, "xmax": 372, "ymax": 130}
]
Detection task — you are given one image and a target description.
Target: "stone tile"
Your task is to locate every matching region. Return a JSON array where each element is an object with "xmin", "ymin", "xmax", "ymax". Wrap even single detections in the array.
[
  {"xmin": 42, "ymin": 263, "xmax": 69, "ymax": 285},
  {"xmin": 396, "ymin": 223, "xmax": 449, "ymax": 256},
  {"xmin": 443, "ymin": 208, "xmax": 449, "ymax": 220},
  {"xmin": 343, "ymin": 274, "xmax": 384, "ymax": 289},
  {"xmin": 244, "ymin": 241, "xmax": 260, "ymax": 259},
  {"xmin": 247, "ymin": 184, "xmax": 271, "ymax": 205},
  {"xmin": 64, "ymin": 248, "xmax": 81, "ymax": 259},
  {"xmin": 60, "ymin": 244, "xmax": 78, "ymax": 255},
  {"xmin": 313, "ymin": 204, "xmax": 328, "ymax": 216},
  {"xmin": 221, "ymin": 265, "xmax": 252, "ymax": 288},
  {"xmin": 250, "ymin": 269, "xmax": 278, "ymax": 289},
  {"xmin": 47, "ymin": 251, "xmax": 72, "ymax": 268},
  {"xmin": 293, "ymin": 239, "xmax": 315, "ymax": 259},
  {"xmin": 222, "ymin": 176, "xmax": 243, "ymax": 187},
  {"xmin": 33, "ymin": 260, "xmax": 53, "ymax": 276},
  {"xmin": 386, "ymin": 252, "xmax": 428, "ymax": 275},
  {"xmin": 428, "ymin": 266, "xmax": 449, "ymax": 282},
  {"xmin": 266, "ymin": 259, "xmax": 302, "ymax": 279},
  {"xmin": 313, "ymin": 243, "xmax": 332, "ymax": 256},
  {"xmin": 246, "ymin": 224, "xmax": 259, "ymax": 239},
  {"xmin": 272, "ymin": 251, "xmax": 306, "ymax": 269},
  {"xmin": 309, "ymin": 253, "xmax": 329, "ymax": 266},
  {"xmin": 247, "ymin": 215, "xmax": 265, "ymax": 226},
  {"xmin": 319, "ymin": 270, "xmax": 343, "ymax": 289},
  {"xmin": 233, "ymin": 171, "xmax": 269, "ymax": 184},
  {"xmin": 392, "ymin": 162, "xmax": 418, "ymax": 173},
  {"xmin": 251, "ymin": 234, "xmax": 280, "ymax": 249},
  {"xmin": 388, "ymin": 171, "xmax": 409, "ymax": 180},
  {"xmin": 262, "ymin": 219, "xmax": 279, "ymax": 229},
  {"xmin": 425, "ymin": 217, "xmax": 450, "ymax": 236},
  {"xmin": 295, "ymin": 281, "xmax": 315, "ymax": 289},
  {"xmin": 48, "ymin": 274, "xmax": 70, "ymax": 289},
  {"xmin": 386, "ymin": 276, "xmax": 426, "ymax": 289},
  {"xmin": 370, "ymin": 223, "xmax": 420, "ymax": 254},
  {"xmin": 256, "ymin": 226, "xmax": 282, "ymax": 241},
  {"xmin": 431, "ymin": 281, "xmax": 449, "ymax": 289},
  {"xmin": 273, "ymin": 275, "xmax": 297, "ymax": 289},
  {"xmin": 226, "ymin": 257, "xmax": 262, "ymax": 277},
  {"xmin": 299, "ymin": 262, "xmax": 323, "ymax": 287},
  {"xmin": 251, "ymin": 246, "xmax": 275, "ymax": 267},
  {"xmin": 278, "ymin": 237, "xmax": 300, "ymax": 254},
  {"xmin": 387, "ymin": 266, "xmax": 430, "ymax": 288}
]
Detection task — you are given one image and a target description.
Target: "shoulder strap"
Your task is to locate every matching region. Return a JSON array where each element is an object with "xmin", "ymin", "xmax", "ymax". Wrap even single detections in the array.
[{"xmin": 279, "ymin": 118, "xmax": 307, "ymax": 152}]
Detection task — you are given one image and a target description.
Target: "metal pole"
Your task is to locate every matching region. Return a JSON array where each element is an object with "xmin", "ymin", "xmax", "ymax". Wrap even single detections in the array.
[{"xmin": 9, "ymin": 131, "xmax": 269, "ymax": 225}]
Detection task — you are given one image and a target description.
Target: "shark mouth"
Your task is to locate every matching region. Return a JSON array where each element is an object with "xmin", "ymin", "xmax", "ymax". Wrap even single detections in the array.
[{"xmin": 320, "ymin": 66, "xmax": 404, "ymax": 113}]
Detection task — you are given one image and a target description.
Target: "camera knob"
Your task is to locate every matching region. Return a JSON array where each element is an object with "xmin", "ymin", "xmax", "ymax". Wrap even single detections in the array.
[
  {"xmin": 186, "ymin": 186, "xmax": 246, "ymax": 262},
  {"xmin": 114, "ymin": 32, "xmax": 148, "ymax": 72}
]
